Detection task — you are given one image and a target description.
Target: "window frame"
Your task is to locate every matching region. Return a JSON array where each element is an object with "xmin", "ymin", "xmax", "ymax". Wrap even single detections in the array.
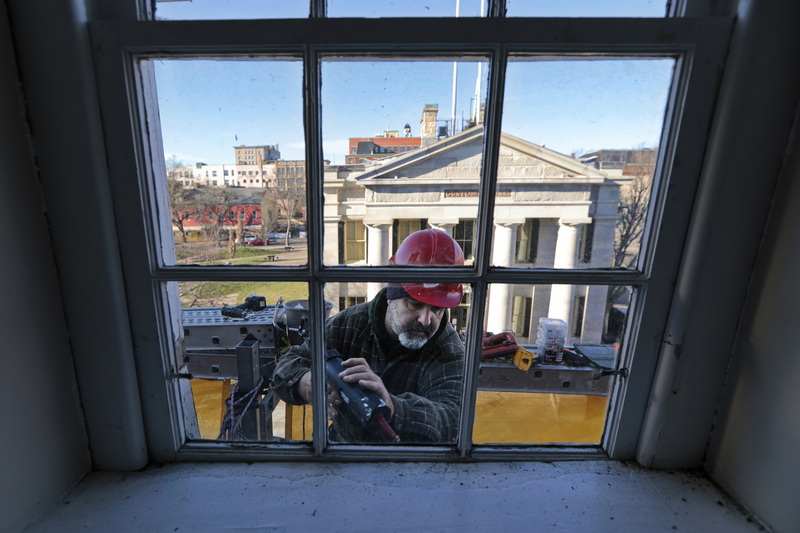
[
  {"xmin": 342, "ymin": 219, "xmax": 367, "ymax": 263},
  {"xmin": 392, "ymin": 219, "xmax": 427, "ymax": 253},
  {"xmin": 454, "ymin": 219, "xmax": 476, "ymax": 262},
  {"xmin": 511, "ymin": 294, "xmax": 532, "ymax": 337},
  {"xmin": 89, "ymin": 14, "xmax": 732, "ymax": 462},
  {"xmin": 515, "ymin": 218, "xmax": 539, "ymax": 264}
]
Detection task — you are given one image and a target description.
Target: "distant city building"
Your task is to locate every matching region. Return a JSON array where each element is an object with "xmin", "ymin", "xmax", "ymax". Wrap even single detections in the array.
[
  {"xmin": 167, "ymin": 159, "xmax": 308, "ymax": 189},
  {"xmin": 579, "ymin": 148, "xmax": 658, "ymax": 173},
  {"xmin": 170, "ymin": 188, "xmax": 269, "ymax": 242},
  {"xmin": 345, "ymin": 102, "xmax": 484, "ymax": 164},
  {"xmin": 273, "ymin": 159, "xmax": 306, "ymax": 190},
  {"xmin": 347, "ymin": 129, "xmax": 422, "ymax": 164},
  {"xmin": 234, "ymin": 144, "xmax": 281, "ymax": 165},
  {"xmin": 167, "ymin": 162, "xmax": 275, "ymax": 188}
]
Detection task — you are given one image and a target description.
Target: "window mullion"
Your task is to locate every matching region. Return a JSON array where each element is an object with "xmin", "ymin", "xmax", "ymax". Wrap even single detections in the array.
[
  {"xmin": 488, "ymin": 0, "xmax": 508, "ymax": 18},
  {"xmin": 458, "ymin": 44, "xmax": 508, "ymax": 456},
  {"xmin": 310, "ymin": 0, "xmax": 325, "ymax": 18},
  {"xmin": 305, "ymin": 44, "xmax": 327, "ymax": 455}
]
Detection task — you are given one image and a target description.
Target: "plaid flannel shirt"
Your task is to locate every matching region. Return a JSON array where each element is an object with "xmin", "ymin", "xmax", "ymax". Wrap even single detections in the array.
[{"xmin": 271, "ymin": 288, "xmax": 465, "ymax": 443}]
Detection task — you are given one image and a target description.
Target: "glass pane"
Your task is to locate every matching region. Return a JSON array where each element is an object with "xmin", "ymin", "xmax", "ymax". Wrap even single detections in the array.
[
  {"xmin": 154, "ymin": 0, "xmax": 308, "ymax": 21},
  {"xmin": 507, "ymin": 0, "xmax": 668, "ymax": 17},
  {"xmin": 321, "ymin": 57, "xmax": 489, "ymax": 266},
  {"xmin": 475, "ymin": 283, "xmax": 632, "ymax": 445},
  {"xmin": 318, "ymin": 281, "xmax": 468, "ymax": 444},
  {"xmin": 152, "ymin": 59, "xmax": 308, "ymax": 266},
  {"xmin": 328, "ymin": 0, "xmax": 486, "ymax": 18},
  {"xmin": 493, "ymin": 58, "xmax": 673, "ymax": 270},
  {"xmin": 178, "ymin": 281, "xmax": 312, "ymax": 442}
]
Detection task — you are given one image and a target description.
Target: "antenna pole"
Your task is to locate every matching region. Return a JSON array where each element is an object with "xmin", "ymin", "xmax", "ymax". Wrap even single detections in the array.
[{"xmin": 450, "ymin": 0, "xmax": 461, "ymax": 136}]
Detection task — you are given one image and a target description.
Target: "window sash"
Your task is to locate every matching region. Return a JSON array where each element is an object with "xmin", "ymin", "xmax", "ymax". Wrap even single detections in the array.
[
  {"xmin": 89, "ymin": 15, "xmax": 733, "ymax": 461},
  {"xmin": 455, "ymin": 220, "xmax": 476, "ymax": 261},
  {"xmin": 511, "ymin": 295, "xmax": 532, "ymax": 337},
  {"xmin": 343, "ymin": 220, "xmax": 366, "ymax": 262},
  {"xmin": 515, "ymin": 218, "xmax": 539, "ymax": 264},
  {"xmin": 393, "ymin": 219, "xmax": 426, "ymax": 253}
]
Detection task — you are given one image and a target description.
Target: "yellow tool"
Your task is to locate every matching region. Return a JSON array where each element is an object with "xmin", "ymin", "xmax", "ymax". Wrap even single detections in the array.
[{"xmin": 513, "ymin": 345, "xmax": 538, "ymax": 371}]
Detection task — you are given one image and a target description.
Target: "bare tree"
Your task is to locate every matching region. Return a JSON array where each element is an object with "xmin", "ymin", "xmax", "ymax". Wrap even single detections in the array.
[
  {"xmin": 264, "ymin": 179, "xmax": 305, "ymax": 247},
  {"xmin": 195, "ymin": 187, "xmax": 238, "ymax": 246},
  {"xmin": 613, "ymin": 173, "xmax": 650, "ymax": 269},
  {"xmin": 236, "ymin": 218, "xmax": 245, "ymax": 245},
  {"xmin": 228, "ymin": 228, "xmax": 236, "ymax": 262},
  {"xmin": 260, "ymin": 191, "xmax": 279, "ymax": 237},
  {"xmin": 608, "ymin": 148, "xmax": 656, "ymax": 307},
  {"xmin": 165, "ymin": 156, "xmax": 195, "ymax": 244}
]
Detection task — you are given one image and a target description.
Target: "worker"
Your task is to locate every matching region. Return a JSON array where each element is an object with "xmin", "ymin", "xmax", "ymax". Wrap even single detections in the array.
[{"xmin": 271, "ymin": 229, "xmax": 466, "ymax": 443}]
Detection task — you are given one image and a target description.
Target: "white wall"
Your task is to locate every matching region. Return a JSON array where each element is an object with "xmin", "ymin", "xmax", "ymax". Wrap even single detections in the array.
[
  {"xmin": 3, "ymin": 0, "xmax": 148, "ymax": 473},
  {"xmin": 633, "ymin": 0, "xmax": 800, "ymax": 476},
  {"xmin": 0, "ymin": 4, "xmax": 91, "ymax": 532},
  {"xmin": 705, "ymin": 103, "xmax": 800, "ymax": 533}
]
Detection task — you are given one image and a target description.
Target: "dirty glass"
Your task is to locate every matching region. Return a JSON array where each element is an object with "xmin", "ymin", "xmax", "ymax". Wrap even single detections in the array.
[
  {"xmin": 322, "ymin": 281, "xmax": 468, "ymax": 445},
  {"xmin": 506, "ymin": 0, "xmax": 668, "ymax": 17},
  {"xmin": 154, "ymin": 0, "xmax": 308, "ymax": 21},
  {"xmin": 474, "ymin": 283, "xmax": 632, "ymax": 445},
  {"xmin": 151, "ymin": 58, "xmax": 308, "ymax": 267},
  {"xmin": 177, "ymin": 280, "xmax": 312, "ymax": 442},
  {"xmin": 492, "ymin": 58, "xmax": 674, "ymax": 271},
  {"xmin": 320, "ymin": 57, "xmax": 490, "ymax": 267},
  {"xmin": 328, "ymin": 0, "xmax": 486, "ymax": 18}
]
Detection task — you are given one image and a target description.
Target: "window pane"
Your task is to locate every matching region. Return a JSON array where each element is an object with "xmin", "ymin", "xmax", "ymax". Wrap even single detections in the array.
[
  {"xmin": 328, "ymin": 0, "xmax": 486, "ymax": 18},
  {"xmin": 154, "ymin": 0, "xmax": 308, "ymax": 21},
  {"xmin": 322, "ymin": 58, "xmax": 489, "ymax": 266},
  {"xmin": 507, "ymin": 0, "xmax": 668, "ymax": 17},
  {"xmin": 152, "ymin": 59, "xmax": 308, "ymax": 266},
  {"xmin": 317, "ymin": 281, "xmax": 467, "ymax": 444},
  {"xmin": 476, "ymin": 283, "xmax": 632, "ymax": 444},
  {"xmin": 492, "ymin": 58, "xmax": 672, "ymax": 270},
  {"xmin": 178, "ymin": 281, "xmax": 313, "ymax": 442}
]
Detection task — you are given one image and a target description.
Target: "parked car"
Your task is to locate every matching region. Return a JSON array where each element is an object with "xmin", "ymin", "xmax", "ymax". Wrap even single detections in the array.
[
  {"xmin": 242, "ymin": 234, "xmax": 258, "ymax": 244},
  {"xmin": 267, "ymin": 232, "xmax": 287, "ymax": 240},
  {"xmin": 246, "ymin": 238, "xmax": 267, "ymax": 246}
]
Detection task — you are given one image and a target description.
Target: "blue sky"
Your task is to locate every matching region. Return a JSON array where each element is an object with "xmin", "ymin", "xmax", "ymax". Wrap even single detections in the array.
[
  {"xmin": 156, "ymin": 57, "xmax": 673, "ymax": 165},
  {"xmin": 154, "ymin": 1, "xmax": 673, "ymax": 165},
  {"xmin": 155, "ymin": 1, "xmax": 667, "ymax": 20}
]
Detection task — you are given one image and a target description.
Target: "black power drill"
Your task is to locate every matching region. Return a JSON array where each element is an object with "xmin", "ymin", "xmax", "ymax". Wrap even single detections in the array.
[
  {"xmin": 220, "ymin": 295, "xmax": 267, "ymax": 319},
  {"xmin": 325, "ymin": 350, "xmax": 400, "ymax": 442}
]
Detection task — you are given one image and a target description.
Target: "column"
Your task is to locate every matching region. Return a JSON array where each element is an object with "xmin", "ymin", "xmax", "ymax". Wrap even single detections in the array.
[
  {"xmin": 582, "ymin": 285, "xmax": 609, "ymax": 343},
  {"xmin": 581, "ymin": 214, "xmax": 616, "ymax": 342},
  {"xmin": 365, "ymin": 220, "xmax": 392, "ymax": 301},
  {"xmin": 323, "ymin": 220, "xmax": 340, "ymax": 266},
  {"xmin": 548, "ymin": 218, "xmax": 591, "ymax": 323},
  {"xmin": 428, "ymin": 219, "xmax": 458, "ymax": 237},
  {"xmin": 486, "ymin": 221, "xmax": 520, "ymax": 334}
]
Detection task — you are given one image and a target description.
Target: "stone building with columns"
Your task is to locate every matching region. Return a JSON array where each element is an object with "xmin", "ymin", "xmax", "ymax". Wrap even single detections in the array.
[{"xmin": 322, "ymin": 126, "xmax": 628, "ymax": 345}]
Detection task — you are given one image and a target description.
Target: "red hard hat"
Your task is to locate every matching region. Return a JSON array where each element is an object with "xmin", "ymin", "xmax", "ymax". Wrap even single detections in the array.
[{"xmin": 389, "ymin": 229, "xmax": 465, "ymax": 308}]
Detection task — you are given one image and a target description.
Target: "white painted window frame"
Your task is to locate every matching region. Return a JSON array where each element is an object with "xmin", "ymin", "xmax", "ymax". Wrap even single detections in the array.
[{"xmin": 88, "ymin": 3, "xmax": 732, "ymax": 462}]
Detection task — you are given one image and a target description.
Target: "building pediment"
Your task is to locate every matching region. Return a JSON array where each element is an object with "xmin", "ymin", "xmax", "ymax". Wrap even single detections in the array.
[{"xmin": 349, "ymin": 127, "xmax": 607, "ymax": 184}]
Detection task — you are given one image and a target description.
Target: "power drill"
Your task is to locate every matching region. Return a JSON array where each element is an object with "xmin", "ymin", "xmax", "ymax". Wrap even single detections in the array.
[
  {"xmin": 325, "ymin": 350, "xmax": 400, "ymax": 442},
  {"xmin": 220, "ymin": 295, "xmax": 267, "ymax": 319}
]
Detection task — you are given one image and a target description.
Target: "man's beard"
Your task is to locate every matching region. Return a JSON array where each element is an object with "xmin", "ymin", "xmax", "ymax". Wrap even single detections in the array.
[{"xmin": 386, "ymin": 301, "xmax": 436, "ymax": 350}]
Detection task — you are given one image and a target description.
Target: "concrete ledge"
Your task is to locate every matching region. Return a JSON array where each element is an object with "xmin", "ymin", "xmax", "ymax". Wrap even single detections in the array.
[{"xmin": 25, "ymin": 461, "xmax": 761, "ymax": 532}]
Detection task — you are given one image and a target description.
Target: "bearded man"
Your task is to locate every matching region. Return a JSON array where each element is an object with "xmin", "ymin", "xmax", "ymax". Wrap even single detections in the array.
[{"xmin": 271, "ymin": 229, "xmax": 466, "ymax": 443}]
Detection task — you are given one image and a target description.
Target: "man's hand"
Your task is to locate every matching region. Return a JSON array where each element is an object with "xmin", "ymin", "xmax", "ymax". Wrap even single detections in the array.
[
  {"xmin": 297, "ymin": 371, "xmax": 313, "ymax": 403},
  {"xmin": 339, "ymin": 357, "xmax": 395, "ymax": 418},
  {"xmin": 297, "ymin": 370, "xmax": 342, "ymax": 419}
]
